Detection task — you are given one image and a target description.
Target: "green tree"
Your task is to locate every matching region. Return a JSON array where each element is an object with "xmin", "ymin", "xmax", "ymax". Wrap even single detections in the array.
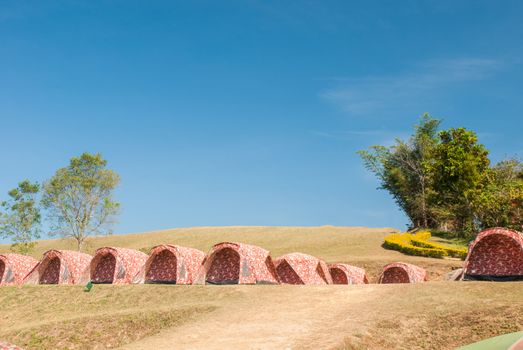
[
  {"xmin": 0, "ymin": 180, "xmax": 41, "ymax": 254},
  {"xmin": 42, "ymin": 153, "xmax": 120, "ymax": 251},
  {"xmin": 474, "ymin": 159, "xmax": 523, "ymax": 231},
  {"xmin": 358, "ymin": 114, "xmax": 441, "ymax": 229},
  {"xmin": 429, "ymin": 128, "xmax": 490, "ymax": 236}
]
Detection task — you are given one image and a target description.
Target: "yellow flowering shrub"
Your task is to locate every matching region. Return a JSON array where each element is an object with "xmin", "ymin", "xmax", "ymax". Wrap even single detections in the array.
[{"xmin": 383, "ymin": 231, "xmax": 467, "ymax": 260}]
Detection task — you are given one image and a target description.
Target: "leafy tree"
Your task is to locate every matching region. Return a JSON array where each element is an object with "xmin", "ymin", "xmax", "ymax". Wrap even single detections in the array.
[
  {"xmin": 428, "ymin": 128, "xmax": 490, "ymax": 236},
  {"xmin": 42, "ymin": 153, "xmax": 120, "ymax": 251},
  {"xmin": 474, "ymin": 159, "xmax": 523, "ymax": 231},
  {"xmin": 359, "ymin": 114, "xmax": 521, "ymax": 238},
  {"xmin": 0, "ymin": 180, "xmax": 41, "ymax": 254},
  {"xmin": 358, "ymin": 114, "xmax": 441, "ymax": 229}
]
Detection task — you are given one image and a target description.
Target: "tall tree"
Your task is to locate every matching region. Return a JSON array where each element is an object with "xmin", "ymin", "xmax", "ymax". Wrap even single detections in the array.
[
  {"xmin": 358, "ymin": 114, "xmax": 441, "ymax": 229},
  {"xmin": 429, "ymin": 128, "xmax": 490, "ymax": 235},
  {"xmin": 0, "ymin": 180, "xmax": 41, "ymax": 254},
  {"xmin": 42, "ymin": 153, "xmax": 120, "ymax": 251}
]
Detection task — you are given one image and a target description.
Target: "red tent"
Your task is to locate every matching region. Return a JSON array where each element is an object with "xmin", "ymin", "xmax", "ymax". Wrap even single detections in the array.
[
  {"xmin": 378, "ymin": 262, "xmax": 427, "ymax": 284},
  {"xmin": 463, "ymin": 227, "xmax": 523, "ymax": 281},
  {"xmin": 274, "ymin": 253, "xmax": 333, "ymax": 285},
  {"xmin": 0, "ymin": 341, "xmax": 24, "ymax": 350},
  {"xmin": 194, "ymin": 242, "xmax": 279, "ymax": 285},
  {"xmin": 133, "ymin": 245, "xmax": 205, "ymax": 284},
  {"xmin": 0, "ymin": 254, "xmax": 39, "ymax": 286},
  {"xmin": 24, "ymin": 250, "xmax": 92, "ymax": 285},
  {"xmin": 328, "ymin": 263, "xmax": 369, "ymax": 284},
  {"xmin": 89, "ymin": 247, "xmax": 148, "ymax": 284}
]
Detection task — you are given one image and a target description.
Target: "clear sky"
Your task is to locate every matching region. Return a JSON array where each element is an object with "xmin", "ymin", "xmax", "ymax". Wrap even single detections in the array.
[{"xmin": 1, "ymin": 1, "xmax": 522, "ymax": 239}]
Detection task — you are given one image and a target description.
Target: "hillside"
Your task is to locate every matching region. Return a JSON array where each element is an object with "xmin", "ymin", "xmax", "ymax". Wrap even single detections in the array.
[{"xmin": 1, "ymin": 226, "xmax": 521, "ymax": 350}]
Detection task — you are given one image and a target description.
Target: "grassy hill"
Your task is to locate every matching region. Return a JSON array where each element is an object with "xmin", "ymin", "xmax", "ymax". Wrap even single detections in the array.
[{"xmin": 1, "ymin": 226, "xmax": 521, "ymax": 350}]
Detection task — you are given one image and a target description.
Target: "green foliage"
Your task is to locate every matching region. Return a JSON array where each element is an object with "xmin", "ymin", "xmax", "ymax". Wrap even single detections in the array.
[
  {"xmin": 359, "ymin": 114, "xmax": 522, "ymax": 238},
  {"xmin": 429, "ymin": 127, "xmax": 491, "ymax": 236},
  {"xmin": 473, "ymin": 159, "xmax": 523, "ymax": 231},
  {"xmin": 358, "ymin": 113, "xmax": 440, "ymax": 229},
  {"xmin": 0, "ymin": 180, "xmax": 41, "ymax": 254},
  {"xmin": 42, "ymin": 152, "xmax": 120, "ymax": 251},
  {"xmin": 383, "ymin": 231, "xmax": 467, "ymax": 260}
]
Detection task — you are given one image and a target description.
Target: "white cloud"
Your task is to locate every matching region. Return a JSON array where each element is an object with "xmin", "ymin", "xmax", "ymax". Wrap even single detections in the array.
[{"xmin": 321, "ymin": 58, "xmax": 504, "ymax": 116}]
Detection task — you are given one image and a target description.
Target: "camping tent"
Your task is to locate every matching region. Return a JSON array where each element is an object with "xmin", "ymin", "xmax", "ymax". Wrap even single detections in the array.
[
  {"xmin": 193, "ymin": 242, "xmax": 279, "ymax": 285},
  {"xmin": 463, "ymin": 227, "xmax": 523, "ymax": 281},
  {"xmin": 0, "ymin": 341, "xmax": 24, "ymax": 350},
  {"xmin": 0, "ymin": 254, "xmax": 39, "ymax": 286},
  {"xmin": 274, "ymin": 253, "xmax": 333, "ymax": 285},
  {"xmin": 378, "ymin": 262, "xmax": 427, "ymax": 284},
  {"xmin": 328, "ymin": 263, "xmax": 369, "ymax": 284},
  {"xmin": 89, "ymin": 247, "xmax": 148, "ymax": 284},
  {"xmin": 133, "ymin": 244, "xmax": 205, "ymax": 284},
  {"xmin": 24, "ymin": 250, "xmax": 92, "ymax": 285}
]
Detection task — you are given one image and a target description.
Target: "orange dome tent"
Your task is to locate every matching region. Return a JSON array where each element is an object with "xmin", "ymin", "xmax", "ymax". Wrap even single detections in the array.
[
  {"xmin": 463, "ymin": 227, "xmax": 523, "ymax": 281},
  {"xmin": 378, "ymin": 262, "xmax": 427, "ymax": 284},
  {"xmin": 328, "ymin": 263, "xmax": 369, "ymax": 284},
  {"xmin": 133, "ymin": 245, "xmax": 205, "ymax": 284},
  {"xmin": 24, "ymin": 250, "xmax": 92, "ymax": 285},
  {"xmin": 89, "ymin": 247, "xmax": 148, "ymax": 284},
  {"xmin": 0, "ymin": 340, "xmax": 24, "ymax": 350},
  {"xmin": 274, "ymin": 253, "xmax": 333, "ymax": 285},
  {"xmin": 0, "ymin": 253, "xmax": 39, "ymax": 286},
  {"xmin": 194, "ymin": 242, "xmax": 279, "ymax": 285}
]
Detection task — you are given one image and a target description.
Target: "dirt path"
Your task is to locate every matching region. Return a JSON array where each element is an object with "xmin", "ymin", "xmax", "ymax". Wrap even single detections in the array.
[{"xmin": 119, "ymin": 285, "xmax": 377, "ymax": 350}]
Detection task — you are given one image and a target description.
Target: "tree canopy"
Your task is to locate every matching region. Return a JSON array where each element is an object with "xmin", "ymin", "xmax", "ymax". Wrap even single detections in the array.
[
  {"xmin": 359, "ymin": 114, "xmax": 522, "ymax": 238},
  {"xmin": 0, "ymin": 180, "xmax": 41, "ymax": 254},
  {"xmin": 42, "ymin": 152, "xmax": 120, "ymax": 251}
]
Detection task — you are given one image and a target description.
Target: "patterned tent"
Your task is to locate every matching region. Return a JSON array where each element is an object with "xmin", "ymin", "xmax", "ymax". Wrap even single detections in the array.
[
  {"xmin": 24, "ymin": 250, "xmax": 92, "ymax": 285},
  {"xmin": 133, "ymin": 245, "xmax": 205, "ymax": 284},
  {"xmin": 274, "ymin": 253, "xmax": 333, "ymax": 285},
  {"xmin": 89, "ymin": 247, "xmax": 148, "ymax": 284},
  {"xmin": 194, "ymin": 242, "xmax": 279, "ymax": 285},
  {"xmin": 0, "ymin": 341, "xmax": 24, "ymax": 350},
  {"xmin": 378, "ymin": 262, "xmax": 427, "ymax": 284},
  {"xmin": 328, "ymin": 263, "xmax": 369, "ymax": 284},
  {"xmin": 0, "ymin": 254, "xmax": 39, "ymax": 286},
  {"xmin": 463, "ymin": 227, "xmax": 523, "ymax": 281}
]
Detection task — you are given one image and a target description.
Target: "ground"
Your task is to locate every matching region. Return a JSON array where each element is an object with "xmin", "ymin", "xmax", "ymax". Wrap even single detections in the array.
[{"xmin": 1, "ymin": 226, "xmax": 522, "ymax": 349}]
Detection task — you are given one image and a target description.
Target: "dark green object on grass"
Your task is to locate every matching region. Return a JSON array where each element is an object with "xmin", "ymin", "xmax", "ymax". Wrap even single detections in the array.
[{"xmin": 84, "ymin": 281, "xmax": 93, "ymax": 292}]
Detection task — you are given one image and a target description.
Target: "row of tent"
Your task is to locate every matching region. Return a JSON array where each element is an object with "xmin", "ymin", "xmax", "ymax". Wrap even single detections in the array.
[
  {"xmin": 0, "ymin": 227, "xmax": 522, "ymax": 286},
  {"xmin": 0, "ymin": 243, "xmax": 422, "ymax": 285}
]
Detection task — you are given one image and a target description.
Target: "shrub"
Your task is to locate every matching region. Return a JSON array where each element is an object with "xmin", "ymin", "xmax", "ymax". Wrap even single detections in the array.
[
  {"xmin": 383, "ymin": 232, "xmax": 467, "ymax": 260},
  {"xmin": 410, "ymin": 236, "xmax": 467, "ymax": 259},
  {"xmin": 414, "ymin": 230, "xmax": 432, "ymax": 241},
  {"xmin": 383, "ymin": 233, "xmax": 446, "ymax": 259}
]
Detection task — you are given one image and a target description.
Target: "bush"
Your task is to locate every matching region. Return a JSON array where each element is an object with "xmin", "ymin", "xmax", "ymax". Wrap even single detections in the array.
[
  {"xmin": 383, "ymin": 232, "xmax": 467, "ymax": 260},
  {"xmin": 383, "ymin": 233, "xmax": 446, "ymax": 259},
  {"xmin": 414, "ymin": 230, "xmax": 432, "ymax": 241},
  {"xmin": 410, "ymin": 236, "xmax": 467, "ymax": 259}
]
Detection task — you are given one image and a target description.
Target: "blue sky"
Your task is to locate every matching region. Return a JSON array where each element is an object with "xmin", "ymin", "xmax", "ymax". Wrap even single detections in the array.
[{"xmin": 1, "ymin": 1, "xmax": 522, "ymax": 240}]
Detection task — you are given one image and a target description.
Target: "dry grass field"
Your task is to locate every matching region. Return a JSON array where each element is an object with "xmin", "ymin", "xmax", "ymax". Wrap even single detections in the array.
[{"xmin": 1, "ymin": 226, "xmax": 522, "ymax": 349}]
